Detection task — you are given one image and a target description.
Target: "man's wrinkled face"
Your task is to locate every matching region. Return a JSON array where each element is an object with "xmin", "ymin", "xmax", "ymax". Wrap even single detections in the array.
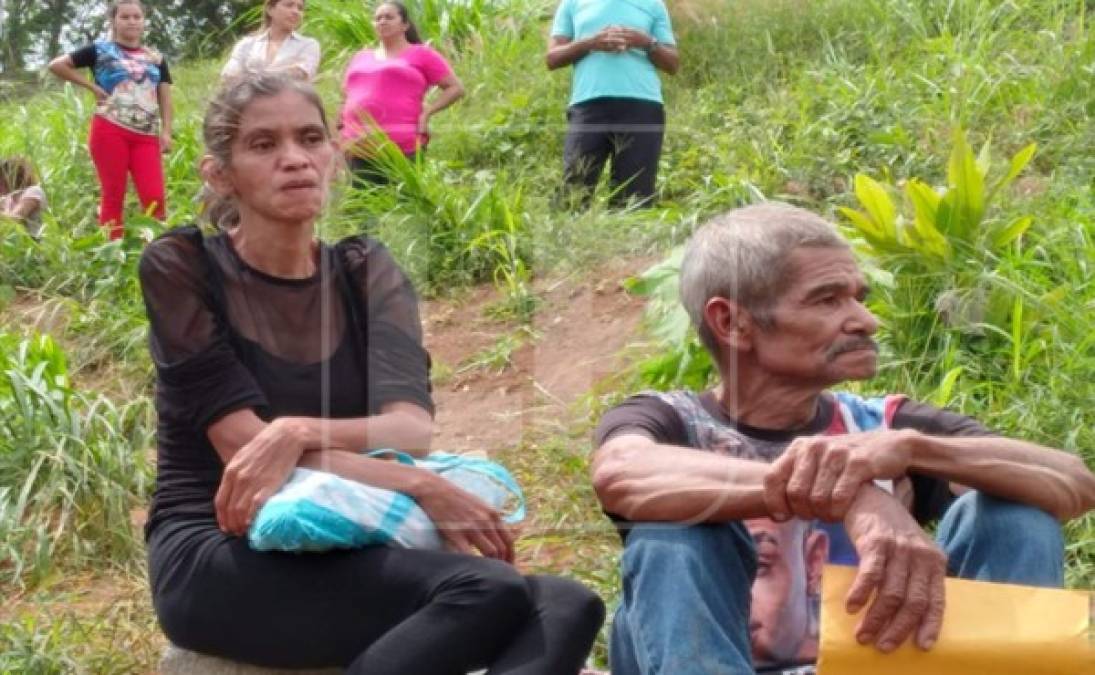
[
  {"xmin": 752, "ymin": 247, "xmax": 879, "ymax": 387},
  {"xmin": 746, "ymin": 518, "xmax": 828, "ymax": 666}
]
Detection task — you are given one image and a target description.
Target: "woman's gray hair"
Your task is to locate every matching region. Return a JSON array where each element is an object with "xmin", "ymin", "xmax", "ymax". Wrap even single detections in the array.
[
  {"xmin": 679, "ymin": 202, "xmax": 849, "ymax": 356},
  {"xmin": 202, "ymin": 72, "xmax": 332, "ymax": 229}
]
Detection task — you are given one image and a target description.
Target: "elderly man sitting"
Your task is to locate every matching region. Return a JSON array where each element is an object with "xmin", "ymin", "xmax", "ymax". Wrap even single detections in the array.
[{"xmin": 591, "ymin": 202, "xmax": 1095, "ymax": 675}]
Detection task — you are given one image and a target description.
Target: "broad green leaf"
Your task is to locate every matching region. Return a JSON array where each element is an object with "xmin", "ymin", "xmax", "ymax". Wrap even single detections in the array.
[
  {"xmin": 935, "ymin": 191, "xmax": 961, "ymax": 239},
  {"xmin": 992, "ymin": 215, "xmax": 1034, "ymax": 249},
  {"xmin": 626, "ymin": 247, "xmax": 683, "ymax": 296},
  {"xmin": 945, "ymin": 129, "xmax": 985, "ymax": 241},
  {"xmin": 989, "ymin": 142, "xmax": 1037, "ymax": 200},
  {"xmin": 853, "ymin": 174, "xmax": 898, "ymax": 242},
  {"xmin": 904, "ymin": 179, "xmax": 951, "ymax": 261},
  {"xmin": 838, "ymin": 207, "xmax": 902, "ymax": 253},
  {"xmin": 838, "ymin": 206, "xmax": 883, "ymax": 239},
  {"xmin": 932, "ymin": 366, "xmax": 964, "ymax": 407},
  {"xmin": 976, "ymin": 135, "xmax": 992, "ymax": 177}
]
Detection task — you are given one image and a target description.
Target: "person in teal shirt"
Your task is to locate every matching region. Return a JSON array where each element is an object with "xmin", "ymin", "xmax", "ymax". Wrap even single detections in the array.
[{"xmin": 547, "ymin": 0, "xmax": 679, "ymax": 207}]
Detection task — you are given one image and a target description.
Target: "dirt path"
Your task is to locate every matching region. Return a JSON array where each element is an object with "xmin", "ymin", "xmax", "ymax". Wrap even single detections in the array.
[{"xmin": 425, "ymin": 257, "xmax": 650, "ymax": 454}]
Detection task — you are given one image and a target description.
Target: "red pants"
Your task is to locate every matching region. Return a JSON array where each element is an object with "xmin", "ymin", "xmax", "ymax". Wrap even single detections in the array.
[{"xmin": 89, "ymin": 115, "xmax": 166, "ymax": 240}]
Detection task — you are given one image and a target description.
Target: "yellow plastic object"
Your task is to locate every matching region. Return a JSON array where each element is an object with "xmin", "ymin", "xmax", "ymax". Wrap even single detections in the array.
[{"xmin": 817, "ymin": 564, "xmax": 1095, "ymax": 674}]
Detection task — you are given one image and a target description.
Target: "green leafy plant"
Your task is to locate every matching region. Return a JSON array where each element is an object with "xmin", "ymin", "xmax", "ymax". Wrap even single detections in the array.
[
  {"xmin": 839, "ymin": 129, "xmax": 1037, "ymax": 265},
  {"xmin": 838, "ymin": 128, "xmax": 1055, "ymax": 389}
]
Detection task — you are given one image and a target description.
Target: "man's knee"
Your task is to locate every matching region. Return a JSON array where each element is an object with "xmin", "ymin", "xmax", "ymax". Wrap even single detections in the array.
[
  {"xmin": 945, "ymin": 491, "xmax": 1063, "ymax": 548},
  {"xmin": 622, "ymin": 522, "xmax": 757, "ymax": 585},
  {"xmin": 614, "ymin": 525, "xmax": 759, "ymax": 675},
  {"xmin": 940, "ymin": 491, "xmax": 1064, "ymax": 587}
]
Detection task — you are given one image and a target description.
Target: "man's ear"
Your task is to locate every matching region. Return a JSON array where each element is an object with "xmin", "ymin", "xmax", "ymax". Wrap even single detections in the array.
[
  {"xmin": 704, "ymin": 297, "xmax": 755, "ymax": 352},
  {"xmin": 200, "ymin": 155, "xmax": 232, "ymax": 197},
  {"xmin": 804, "ymin": 529, "xmax": 829, "ymax": 596}
]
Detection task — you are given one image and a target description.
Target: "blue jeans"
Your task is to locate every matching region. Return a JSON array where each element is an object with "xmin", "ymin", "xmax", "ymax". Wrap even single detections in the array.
[{"xmin": 609, "ymin": 491, "xmax": 1064, "ymax": 675}]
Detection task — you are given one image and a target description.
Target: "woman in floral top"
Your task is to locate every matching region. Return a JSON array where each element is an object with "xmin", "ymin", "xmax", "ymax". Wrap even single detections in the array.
[{"xmin": 48, "ymin": 0, "xmax": 172, "ymax": 240}]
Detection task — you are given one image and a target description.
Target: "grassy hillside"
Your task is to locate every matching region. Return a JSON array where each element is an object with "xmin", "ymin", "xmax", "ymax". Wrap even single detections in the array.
[{"xmin": 1, "ymin": 0, "xmax": 1093, "ymax": 669}]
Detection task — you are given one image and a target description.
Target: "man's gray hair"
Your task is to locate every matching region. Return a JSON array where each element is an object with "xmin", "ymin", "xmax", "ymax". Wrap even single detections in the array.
[{"xmin": 679, "ymin": 202, "xmax": 849, "ymax": 356}]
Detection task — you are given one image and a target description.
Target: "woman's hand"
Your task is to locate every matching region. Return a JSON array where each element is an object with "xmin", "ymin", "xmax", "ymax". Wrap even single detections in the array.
[
  {"xmin": 416, "ymin": 111, "xmax": 431, "ymax": 139},
  {"xmin": 413, "ymin": 473, "xmax": 515, "ymax": 562},
  {"xmin": 214, "ymin": 418, "xmax": 307, "ymax": 536},
  {"xmin": 159, "ymin": 131, "xmax": 172, "ymax": 153},
  {"xmin": 91, "ymin": 84, "xmax": 109, "ymax": 102}
]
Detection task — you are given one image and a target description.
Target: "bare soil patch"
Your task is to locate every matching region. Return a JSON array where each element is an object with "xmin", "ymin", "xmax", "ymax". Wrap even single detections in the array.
[{"xmin": 424, "ymin": 257, "xmax": 651, "ymax": 454}]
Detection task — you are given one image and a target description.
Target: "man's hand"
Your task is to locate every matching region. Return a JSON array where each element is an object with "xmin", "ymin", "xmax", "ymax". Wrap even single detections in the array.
[
  {"xmin": 214, "ymin": 418, "xmax": 306, "ymax": 536},
  {"xmin": 764, "ymin": 429, "xmax": 918, "ymax": 522},
  {"xmin": 610, "ymin": 27, "xmax": 655, "ymax": 50},
  {"xmin": 843, "ymin": 486, "xmax": 946, "ymax": 653},
  {"xmin": 587, "ymin": 26, "xmax": 628, "ymax": 53}
]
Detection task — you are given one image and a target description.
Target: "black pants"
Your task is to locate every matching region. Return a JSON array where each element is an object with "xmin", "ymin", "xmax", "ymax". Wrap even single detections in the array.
[
  {"xmin": 562, "ymin": 97, "xmax": 666, "ymax": 207},
  {"xmin": 148, "ymin": 519, "xmax": 605, "ymax": 674},
  {"xmin": 348, "ymin": 150, "xmax": 420, "ymax": 186}
]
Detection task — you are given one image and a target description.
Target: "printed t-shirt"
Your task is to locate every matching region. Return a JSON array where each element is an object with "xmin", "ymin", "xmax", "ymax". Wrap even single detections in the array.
[
  {"xmin": 550, "ymin": 0, "xmax": 676, "ymax": 106},
  {"xmin": 595, "ymin": 389, "xmax": 994, "ymax": 673},
  {"xmin": 340, "ymin": 44, "xmax": 453, "ymax": 154},
  {"xmin": 70, "ymin": 41, "xmax": 172, "ymax": 135}
]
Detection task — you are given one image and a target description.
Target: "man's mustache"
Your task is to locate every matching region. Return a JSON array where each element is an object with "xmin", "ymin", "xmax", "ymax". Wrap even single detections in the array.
[{"xmin": 825, "ymin": 337, "xmax": 879, "ymax": 361}]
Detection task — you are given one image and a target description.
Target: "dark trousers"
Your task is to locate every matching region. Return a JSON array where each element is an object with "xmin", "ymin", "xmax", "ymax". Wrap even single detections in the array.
[
  {"xmin": 149, "ymin": 518, "xmax": 605, "ymax": 674},
  {"xmin": 562, "ymin": 97, "xmax": 666, "ymax": 207},
  {"xmin": 348, "ymin": 150, "xmax": 421, "ymax": 186}
]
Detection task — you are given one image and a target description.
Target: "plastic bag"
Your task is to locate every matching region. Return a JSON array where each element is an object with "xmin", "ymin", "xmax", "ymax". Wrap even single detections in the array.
[{"xmin": 248, "ymin": 450, "xmax": 525, "ymax": 552}]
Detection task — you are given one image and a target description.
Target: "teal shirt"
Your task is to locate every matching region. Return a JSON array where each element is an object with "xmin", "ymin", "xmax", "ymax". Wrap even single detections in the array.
[{"xmin": 551, "ymin": 0, "xmax": 676, "ymax": 106}]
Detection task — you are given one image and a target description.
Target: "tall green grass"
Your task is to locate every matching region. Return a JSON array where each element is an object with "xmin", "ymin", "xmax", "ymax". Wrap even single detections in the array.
[{"xmin": 0, "ymin": 332, "xmax": 154, "ymax": 589}]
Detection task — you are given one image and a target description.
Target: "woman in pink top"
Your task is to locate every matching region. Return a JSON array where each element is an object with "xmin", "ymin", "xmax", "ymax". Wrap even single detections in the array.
[{"xmin": 340, "ymin": 2, "xmax": 464, "ymax": 183}]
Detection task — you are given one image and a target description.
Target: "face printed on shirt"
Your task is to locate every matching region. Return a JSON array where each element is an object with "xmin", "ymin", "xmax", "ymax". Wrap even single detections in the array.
[{"xmin": 745, "ymin": 517, "xmax": 829, "ymax": 668}]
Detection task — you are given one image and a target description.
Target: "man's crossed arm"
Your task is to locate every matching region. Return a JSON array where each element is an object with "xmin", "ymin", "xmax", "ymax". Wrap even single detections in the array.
[{"xmin": 591, "ymin": 430, "xmax": 1095, "ymax": 653}]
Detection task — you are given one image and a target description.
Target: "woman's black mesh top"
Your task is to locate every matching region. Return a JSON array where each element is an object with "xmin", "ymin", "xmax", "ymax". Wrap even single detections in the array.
[{"xmin": 138, "ymin": 226, "xmax": 433, "ymax": 535}]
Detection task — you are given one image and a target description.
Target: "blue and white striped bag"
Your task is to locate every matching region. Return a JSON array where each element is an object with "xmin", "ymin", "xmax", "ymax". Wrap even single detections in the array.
[{"xmin": 248, "ymin": 451, "xmax": 526, "ymax": 553}]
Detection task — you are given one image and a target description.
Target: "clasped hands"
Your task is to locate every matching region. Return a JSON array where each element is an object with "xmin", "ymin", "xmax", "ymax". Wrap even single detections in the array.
[
  {"xmin": 763, "ymin": 429, "xmax": 947, "ymax": 654},
  {"xmin": 214, "ymin": 417, "xmax": 513, "ymax": 562},
  {"xmin": 588, "ymin": 26, "xmax": 655, "ymax": 54}
]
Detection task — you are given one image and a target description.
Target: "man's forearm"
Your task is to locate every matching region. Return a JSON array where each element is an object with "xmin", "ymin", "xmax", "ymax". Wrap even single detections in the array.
[
  {"xmin": 546, "ymin": 38, "xmax": 592, "ymax": 70},
  {"xmin": 592, "ymin": 434, "xmax": 772, "ymax": 522},
  {"xmin": 649, "ymin": 44, "xmax": 679, "ymax": 75},
  {"xmin": 908, "ymin": 432, "xmax": 1095, "ymax": 520}
]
